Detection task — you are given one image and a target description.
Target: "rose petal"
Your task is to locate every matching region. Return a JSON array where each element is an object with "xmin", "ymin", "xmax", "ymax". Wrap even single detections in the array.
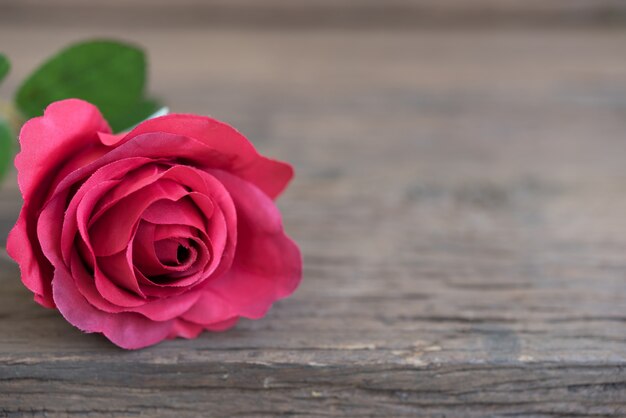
[
  {"xmin": 53, "ymin": 259, "xmax": 173, "ymax": 350},
  {"xmin": 181, "ymin": 290, "xmax": 238, "ymax": 324},
  {"xmin": 132, "ymin": 221, "xmax": 171, "ymax": 277},
  {"xmin": 168, "ymin": 319, "xmax": 204, "ymax": 340},
  {"xmin": 167, "ymin": 317, "xmax": 238, "ymax": 340},
  {"xmin": 61, "ymin": 157, "xmax": 154, "ymax": 266},
  {"xmin": 125, "ymin": 115, "xmax": 293, "ymax": 198},
  {"xmin": 98, "ymin": 131, "xmax": 126, "ymax": 147},
  {"xmin": 8, "ymin": 99, "xmax": 111, "ymax": 305},
  {"xmin": 141, "ymin": 197, "xmax": 206, "ymax": 231},
  {"xmin": 89, "ymin": 180, "xmax": 189, "ymax": 256},
  {"xmin": 69, "ymin": 248, "xmax": 204, "ymax": 321},
  {"xmin": 204, "ymin": 171, "xmax": 302, "ymax": 319},
  {"xmin": 97, "ymin": 247, "xmax": 145, "ymax": 297},
  {"xmin": 15, "ymin": 99, "xmax": 110, "ymax": 203},
  {"xmin": 90, "ymin": 163, "xmax": 164, "ymax": 222},
  {"xmin": 92, "ymin": 266, "xmax": 146, "ymax": 307}
]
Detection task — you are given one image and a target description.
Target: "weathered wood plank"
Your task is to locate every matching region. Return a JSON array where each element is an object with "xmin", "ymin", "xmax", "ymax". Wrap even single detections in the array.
[
  {"xmin": 0, "ymin": 26, "xmax": 625, "ymax": 416},
  {"xmin": 3, "ymin": 0, "xmax": 626, "ymax": 28}
]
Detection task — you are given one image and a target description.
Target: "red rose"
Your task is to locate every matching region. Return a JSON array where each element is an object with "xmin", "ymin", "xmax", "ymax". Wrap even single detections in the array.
[{"xmin": 7, "ymin": 99, "xmax": 302, "ymax": 349}]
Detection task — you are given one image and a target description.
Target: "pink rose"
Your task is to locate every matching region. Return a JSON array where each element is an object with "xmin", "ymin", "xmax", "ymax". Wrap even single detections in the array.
[{"xmin": 7, "ymin": 99, "xmax": 302, "ymax": 349}]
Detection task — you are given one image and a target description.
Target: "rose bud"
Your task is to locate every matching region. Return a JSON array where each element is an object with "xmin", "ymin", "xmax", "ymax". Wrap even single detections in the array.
[{"xmin": 8, "ymin": 99, "xmax": 302, "ymax": 349}]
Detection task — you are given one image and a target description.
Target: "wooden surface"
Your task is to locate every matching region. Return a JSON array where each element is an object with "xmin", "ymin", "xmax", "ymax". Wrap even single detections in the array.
[
  {"xmin": 4, "ymin": 0, "xmax": 626, "ymax": 28},
  {"xmin": 1, "ymin": 7, "xmax": 626, "ymax": 417}
]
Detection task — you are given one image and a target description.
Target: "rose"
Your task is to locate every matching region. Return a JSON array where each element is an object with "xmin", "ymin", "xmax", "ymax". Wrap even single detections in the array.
[{"xmin": 7, "ymin": 99, "xmax": 302, "ymax": 349}]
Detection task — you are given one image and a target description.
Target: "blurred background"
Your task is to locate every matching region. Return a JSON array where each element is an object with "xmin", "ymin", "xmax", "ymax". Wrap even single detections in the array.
[{"xmin": 1, "ymin": 0, "xmax": 626, "ymax": 303}]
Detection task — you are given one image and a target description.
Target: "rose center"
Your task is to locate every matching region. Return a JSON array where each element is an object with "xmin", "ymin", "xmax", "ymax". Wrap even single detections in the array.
[
  {"xmin": 154, "ymin": 239, "xmax": 195, "ymax": 267},
  {"xmin": 176, "ymin": 244, "xmax": 191, "ymax": 264}
]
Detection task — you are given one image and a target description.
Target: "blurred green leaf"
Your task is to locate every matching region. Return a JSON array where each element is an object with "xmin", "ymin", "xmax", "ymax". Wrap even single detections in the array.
[
  {"xmin": 107, "ymin": 97, "xmax": 162, "ymax": 134},
  {"xmin": 0, "ymin": 53, "xmax": 9, "ymax": 84},
  {"xmin": 0, "ymin": 118, "xmax": 14, "ymax": 181},
  {"xmin": 15, "ymin": 39, "xmax": 155, "ymax": 132}
]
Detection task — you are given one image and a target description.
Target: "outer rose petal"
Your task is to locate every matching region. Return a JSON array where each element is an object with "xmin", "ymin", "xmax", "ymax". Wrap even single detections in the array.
[
  {"xmin": 15, "ymin": 99, "xmax": 111, "ymax": 202},
  {"xmin": 168, "ymin": 317, "xmax": 238, "ymax": 340},
  {"xmin": 53, "ymin": 263, "xmax": 172, "ymax": 350},
  {"xmin": 97, "ymin": 131, "xmax": 126, "ymax": 147},
  {"xmin": 185, "ymin": 171, "xmax": 302, "ymax": 324},
  {"xmin": 168, "ymin": 319, "xmax": 204, "ymax": 339},
  {"xmin": 123, "ymin": 114, "xmax": 294, "ymax": 199},
  {"xmin": 8, "ymin": 99, "xmax": 111, "ymax": 306},
  {"xmin": 181, "ymin": 290, "xmax": 238, "ymax": 324}
]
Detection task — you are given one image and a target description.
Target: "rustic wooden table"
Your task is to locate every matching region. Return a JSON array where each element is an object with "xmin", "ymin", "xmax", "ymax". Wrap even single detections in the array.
[{"xmin": 1, "ymin": 2, "xmax": 626, "ymax": 416}]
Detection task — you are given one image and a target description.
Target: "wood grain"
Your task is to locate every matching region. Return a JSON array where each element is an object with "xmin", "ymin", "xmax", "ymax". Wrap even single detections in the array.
[{"xmin": 1, "ymin": 24, "xmax": 626, "ymax": 416}]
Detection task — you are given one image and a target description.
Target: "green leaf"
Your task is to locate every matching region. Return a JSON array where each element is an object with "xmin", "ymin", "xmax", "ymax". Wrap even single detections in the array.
[
  {"xmin": 0, "ymin": 53, "xmax": 9, "ymax": 84},
  {"xmin": 107, "ymin": 97, "xmax": 162, "ymax": 134},
  {"xmin": 15, "ymin": 39, "xmax": 151, "ymax": 132},
  {"xmin": 0, "ymin": 118, "xmax": 14, "ymax": 181}
]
